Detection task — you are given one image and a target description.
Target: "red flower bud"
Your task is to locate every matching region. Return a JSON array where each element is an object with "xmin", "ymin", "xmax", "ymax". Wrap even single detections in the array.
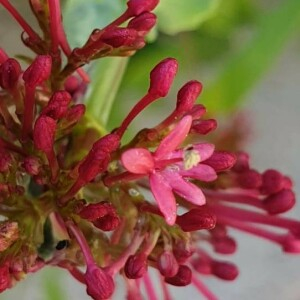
[
  {"xmin": 124, "ymin": 253, "xmax": 148, "ymax": 279},
  {"xmin": 64, "ymin": 76, "xmax": 80, "ymax": 94},
  {"xmin": 79, "ymin": 202, "xmax": 115, "ymax": 221},
  {"xmin": 148, "ymin": 58, "xmax": 178, "ymax": 98},
  {"xmin": 282, "ymin": 235, "xmax": 300, "ymax": 254},
  {"xmin": 0, "ymin": 262, "xmax": 11, "ymax": 293},
  {"xmin": 176, "ymin": 208, "xmax": 216, "ymax": 232},
  {"xmin": 42, "ymin": 90, "xmax": 72, "ymax": 120},
  {"xmin": 0, "ymin": 58, "xmax": 21, "ymax": 89},
  {"xmin": 192, "ymin": 257, "xmax": 211, "ymax": 275},
  {"xmin": 232, "ymin": 151, "xmax": 250, "ymax": 173},
  {"xmin": 93, "ymin": 215, "xmax": 120, "ymax": 232},
  {"xmin": 101, "ymin": 28, "xmax": 138, "ymax": 48},
  {"xmin": 211, "ymin": 236, "xmax": 237, "ymax": 254},
  {"xmin": 204, "ymin": 151, "xmax": 236, "ymax": 172},
  {"xmin": 176, "ymin": 81, "xmax": 202, "ymax": 114},
  {"xmin": 237, "ymin": 169, "xmax": 262, "ymax": 189},
  {"xmin": 157, "ymin": 250, "xmax": 179, "ymax": 277},
  {"xmin": 85, "ymin": 264, "xmax": 115, "ymax": 300},
  {"xmin": 33, "ymin": 116, "xmax": 56, "ymax": 153},
  {"xmin": 263, "ymin": 189, "xmax": 295, "ymax": 215},
  {"xmin": 173, "ymin": 240, "xmax": 194, "ymax": 264},
  {"xmin": 191, "ymin": 119, "xmax": 217, "ymax": 135},
  {"xmin": 22, "ymin": 156, "xmax": 41, "ymax": 176},
  {"xmin": 211, "ymin": 261, "xmax": 239, "ymax": 281},
  {"xmin": 261, "ymin": 169, "xmax": 284, "ymax": 195},
  {"xmin": 128, "ymin": 12, "xmax": 157, "ymax": 33},
  {"xmin": 23, "ymin": 55, "xmax": 52, "ymax": 87},
  {"xmin": 165, "ymin": 265, "xmax": 192, "ymax": 286},
  {"xmin": 127, "ymin": 0, "xmax": 159, "ymax": 16},
  {"xmin": 64, "ymin": 104, "xmax": 86, "ymax": 124}
]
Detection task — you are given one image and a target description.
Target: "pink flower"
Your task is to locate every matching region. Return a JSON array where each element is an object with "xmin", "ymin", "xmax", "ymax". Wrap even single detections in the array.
[{"xmin": 121, "ymin": 115, "xmax": 217, "ymax": 225}]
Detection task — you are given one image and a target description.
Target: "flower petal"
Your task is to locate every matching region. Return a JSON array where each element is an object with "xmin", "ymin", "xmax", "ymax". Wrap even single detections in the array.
[
  {"xmin": 154, "ymin": 115, "xmax": 192, "ymax": 160},
  {"xmin": 163, "ymin": 169, "xmax": 206, "ymax": 206},
  {"xmin": 179, "ymin": 164, "xmax": 217, "ymax": 182},
  {"xmin": 149, "ymin": 172, "xmax": 177, "ymax": 225},
  {"xmin": 121, "ymin": 148, "xmax": 154, "ymax": 174}
]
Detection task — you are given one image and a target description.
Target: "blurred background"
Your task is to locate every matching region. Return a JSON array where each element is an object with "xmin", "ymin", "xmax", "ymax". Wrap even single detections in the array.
[{"xmin": 1, "ymin": 0, "xmax": 300, "ymax": 299}]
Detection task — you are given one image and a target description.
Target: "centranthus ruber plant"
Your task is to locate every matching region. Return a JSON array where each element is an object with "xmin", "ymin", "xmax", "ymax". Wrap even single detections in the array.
[{"xmin": 0, "ymin": 0, "xmax": 299, "ymax": 299}]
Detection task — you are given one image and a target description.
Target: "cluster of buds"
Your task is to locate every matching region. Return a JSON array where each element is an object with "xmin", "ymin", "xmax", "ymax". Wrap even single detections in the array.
[{"xmin": 0, "ymin": 1, "xmax": 299, "ymax": 299}]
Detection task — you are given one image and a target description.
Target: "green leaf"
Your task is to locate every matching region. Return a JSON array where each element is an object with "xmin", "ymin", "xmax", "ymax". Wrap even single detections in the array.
[
  {"xmin": 63, "ymin": 0, "xmax": 125, "ymax": 47},
  {"xmin": 201, "ymin": 0, "xmax": 300, "ymax": 112},
  {"xmin": 86, "ymin": 57, "xmax": 129, "ymax": 125},
  {"xmin": 156, "ymin": 0, "xmax": 220, "ymax": 35}
]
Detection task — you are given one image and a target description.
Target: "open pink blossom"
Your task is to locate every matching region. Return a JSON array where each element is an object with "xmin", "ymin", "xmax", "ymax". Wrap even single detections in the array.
[{"xmin": 121, "ymin": 115, "xmax": 217, "ymax": 225}]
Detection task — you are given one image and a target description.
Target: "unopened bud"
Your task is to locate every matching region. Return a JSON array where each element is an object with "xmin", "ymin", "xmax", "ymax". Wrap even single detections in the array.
[
  {"xmin": 204, "ymin": 151, "xmax": 236, "ymax": 172},
  {"xmin": 101, "ymin": 28, "xmax": 138, "ymax": 48},
  {"xmin": 93, "ymin": 214, "xmax": 121, "ymax": 231},
  {"xmin": 124, "ymin": 253, "xmax": 148, "ymax": 279},
  {"xmin": 22, "ymin": 156, "xmax": 41, "ymax": 176},
  {"xmin": 261, "ymin": 169, "xmax": 284, "ymax": 195},
  {"xmin": 176, "ymin": 208, "xmax": 216, "ymax": 232},
  {"xmin": 232, "ymin": 151, "xmax": 250, "ymax": 173},
  {"xmin": 165, "ymin": 265, "xmax": 192, "ymax": 286},
  {"xmin": 0, "ymin": 58, "xmax": 21, "ymax": 89},
  {"xmin": 211, "ymin": 261, "xmax": 239, "ymax": 281},
  {"xmin": 85, "ymin": 264, "xmax": 115, "ymax": 300},
  {"xmin": 128, "ymin": 12, "xmax": 157, "ymax": 33},
  {"xmin": 79, "ymin": 202, "xmax": 115, "ymax": 221},
  {"xmin": 23, "ymin": 55, "xmax": 52, "ymax": 87},
  {"xmin": 191, "ymin": 119, "xmax": 217, "ymax": 135},
  {"xmin": 211, "ymin": 236, "xmax": 237, "ymax": 254},
  {"xmin": 42, "ymin": 91, "xmax": 72, "ymax": 120},
  {"xmin": 237, "ymin": 169, "xmax": 262, "ymax": 189},
  {"xmin": 176, "ymin": 81, "xmax": 202, "ymax": 114},
  {"xmin": 263, "ymin": 189, "xmax": 295, "ymax": 215},
  {"xmin": 64, "ymin": 104, "xmax": 86, "ymax": 125},
  {"xmin": 127, "ymin": 0, "xmax": 159, "ymax": 16},
  {"xmin": 33, "ymin": 116, "xmax": 56, "ymax": 153},
  {"xmin": 148, "ymin": 58, "xmax": 178, "ymax": 98},
  {"xmin": 157, "ymin": 250, "xmax": 179, "ymax": 277},
  {"xmin": 173, "ymin": 240, "xmax": 194, "ymax": 264}
]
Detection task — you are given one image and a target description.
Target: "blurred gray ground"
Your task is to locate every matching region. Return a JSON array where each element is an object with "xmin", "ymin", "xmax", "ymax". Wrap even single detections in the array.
[{"xmin": 1, "ymin": 2, "xmax": 300, "ymax": 300}]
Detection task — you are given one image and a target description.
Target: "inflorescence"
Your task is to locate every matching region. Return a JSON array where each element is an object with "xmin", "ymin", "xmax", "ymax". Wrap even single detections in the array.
[{"xmin": 0, "ymin": 1, "xmax": 298, "ymax": 299}]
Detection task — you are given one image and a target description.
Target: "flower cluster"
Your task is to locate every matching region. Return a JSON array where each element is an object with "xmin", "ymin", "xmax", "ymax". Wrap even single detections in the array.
[{"xmin": 0, "ymin": 1, "xmax": 299, "ymax": 299}]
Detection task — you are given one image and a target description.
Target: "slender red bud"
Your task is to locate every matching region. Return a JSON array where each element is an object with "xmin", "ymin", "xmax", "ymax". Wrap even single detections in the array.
[
  {"xmin": 237, "ymin": 169, "xmax": 262, "ymax": 189},
  {"xmin": 232, "ymin": 151, "xmax": 250, "ymax": 173},
  {"xmin": 148, "ymin": 58, "xmax": 178, "ymax": 98},
  {"xmin": 127, "ymin": 0, "xmax": 159, "ymax": 16},
  {"xmin": 79, "ymin": 202, "xmax": 115, "ymax": 221},
  {"xmin": 157, "ymin": 250, "xmax": 179, "ymax": 277},
  {"xmin": 176, "ymin": 81, "xmax": 202, "ymax": 114},
  {"xmin": 165, "ymin": 265, "xmax": 192, "ymax": 286},
  {"xmin": 128, "ymin": 12, "xmax": 157, "ymax": 33},
  {"xmin": 42, "ymin": 90, "xmax": 72, "ymax": 120},
  {"xmin": 261, "ymin": 169, "xmax": 284, "ymax": 195},
  {"xmin": 23, "ymin": 55, "xmax": 52, "ymax": 87},
  {"xmin": 263, "ymin": 189, "xmax": 295, "ymax": 215},
  {"xmin": 93, "ymin": 214, "xmax": 121, "ymax": 232},
  {"xmin": 124, "ymin": 253, "xmax": 148, "ymax": 279},
  {"xmin": 101, "ymin": 28, "xmax": 138, "ymax": 48},
  {"xmin": 22, "ymin": 156, "xmax": 41, "ymax": 176},
  {"xmin": 211, "ymin": 261, "xmax": 239, "ymax": 281},
  {"xmin": 85, "ymin": 264, "xmax": 115, "ymax": 300},
  {"xmin": 204, "ymin": 151, "xmax": 236, "ymax": 171},
  {"xmin": 211, "ymin": 236, "xmax": 237, "ymax": 255},
  {"xmin": 191, "ymin": 119, "xmax": 217, "ymax": 135},
  {"xmin": 176, "ymin": 208, "xmax": 216, "ymax": 232},
  {"xmin": 0, "ymin": 58, "xmax": 21, "ymax": 89}
]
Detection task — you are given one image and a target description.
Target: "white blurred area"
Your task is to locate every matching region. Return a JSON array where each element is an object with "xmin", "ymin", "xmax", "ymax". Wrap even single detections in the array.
[{"xmin": 1, "ymin": 2, "xmax": 300, "ymax": 300}]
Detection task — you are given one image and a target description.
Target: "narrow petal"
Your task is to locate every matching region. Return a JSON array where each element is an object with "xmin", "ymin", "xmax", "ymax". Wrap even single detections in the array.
[
  {"xmin": 163, "ymin": 169, "xmax": 206, "ymax": 206},
  {"xmin": 179, "ymin": 164, "xmax": 217, "ymax": 182},
  {"xmin": 154, "ymin": 115, "xmax": 192, "ymax": 160},
  {"xmin": 121, "ymin": 148, "xmax": 154, "ymax": 174},
  {"xmin": 149, "ymin": 172, "xmax": 177, "ymax": 225}
]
